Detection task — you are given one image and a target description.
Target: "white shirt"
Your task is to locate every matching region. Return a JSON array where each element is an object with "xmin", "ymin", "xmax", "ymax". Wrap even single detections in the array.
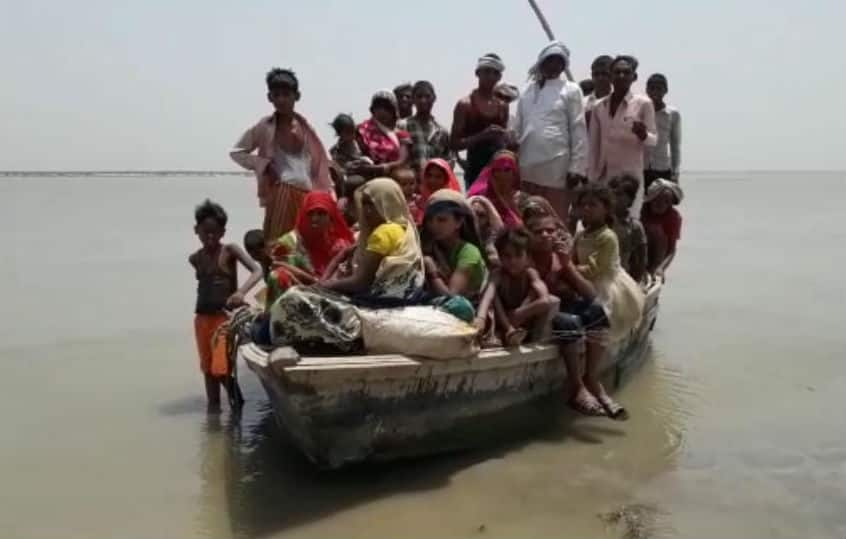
[
  {"xmin": 512, "ymin": 78, "xmax": 588, "ymax": 177},
  {"xmin": 644, "ymin": 104, "xmax": 681, "ymax": 174}
]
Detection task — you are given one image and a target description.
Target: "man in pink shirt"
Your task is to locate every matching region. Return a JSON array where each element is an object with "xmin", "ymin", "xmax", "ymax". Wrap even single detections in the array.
[{"xmin": 588, "ymin": 55, "xmax": 657, "ymax": 215}]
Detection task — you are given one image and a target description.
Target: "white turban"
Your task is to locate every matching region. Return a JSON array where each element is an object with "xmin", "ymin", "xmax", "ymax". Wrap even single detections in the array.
[
  {"xmin": 529, "ymin": 41, "xmax": 570, "ymax": 80},
  {"xmin": 476, "ymin": 54, "xmax": 505, "ymax": 73}
]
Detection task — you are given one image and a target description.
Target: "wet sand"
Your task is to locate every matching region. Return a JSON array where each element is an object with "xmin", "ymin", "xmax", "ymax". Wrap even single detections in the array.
[{"xmin": 1, "ymin": 172, "xmax": 844, "ymax": 538}]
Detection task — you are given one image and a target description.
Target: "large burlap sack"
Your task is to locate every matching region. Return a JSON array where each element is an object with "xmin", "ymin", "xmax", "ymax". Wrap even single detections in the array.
[{"xmin": 356, "ymin": 306, "xmax": 480, "ymax": 360}]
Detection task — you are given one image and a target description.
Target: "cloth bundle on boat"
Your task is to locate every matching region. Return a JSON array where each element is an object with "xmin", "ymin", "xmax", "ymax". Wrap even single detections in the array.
[
  {"xmin": 269, "ymin": 287, "xmax": 480, "ymax": 359},
  {"xmin": 357, "ymin": 306, "xmax": 480, "ymax": 360}
]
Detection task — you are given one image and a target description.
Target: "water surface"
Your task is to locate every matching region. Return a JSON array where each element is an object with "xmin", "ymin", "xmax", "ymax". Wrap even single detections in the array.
[{"xmin": 1, "ymin": 172, "xmax": 844, "ymax": 538}]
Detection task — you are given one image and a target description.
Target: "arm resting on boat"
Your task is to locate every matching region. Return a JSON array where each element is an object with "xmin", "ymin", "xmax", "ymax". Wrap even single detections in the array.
[
  {"xmin": 473, "ymin": 279, "xmax": 497, "ymax": 331},
  {"xmin": 226, "ymin": 243, "xmax": 265, "ymax": 307},
  {"xmin": 508, "ymin": 269, "xmax": 555, "ymax": 327}
]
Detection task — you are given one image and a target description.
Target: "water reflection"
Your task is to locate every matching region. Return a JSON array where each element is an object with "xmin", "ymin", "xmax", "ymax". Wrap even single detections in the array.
[{"xmin": 194, "ymin": 345, "xmax": 693, "ymax": 539}]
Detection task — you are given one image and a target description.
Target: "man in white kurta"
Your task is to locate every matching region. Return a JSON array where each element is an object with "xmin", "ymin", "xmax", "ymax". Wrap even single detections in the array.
[{"xmin": 512, "ymin": 41, "xmax": 588, "ymax": 223}]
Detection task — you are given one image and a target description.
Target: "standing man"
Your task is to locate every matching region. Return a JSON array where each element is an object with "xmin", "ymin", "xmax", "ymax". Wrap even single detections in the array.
[
  {"xmin": 588, "ymin": 55, "xmax": 657, "ymax": 215},
  {"xmin": 394, "ymin": 82, "xmax": 414, "ymax": 123},
  {"xmin": 512, "ymin": 41, "xmax": 588, "ymax": 222},
  {"xmin": 584, "ymin": 55, "xmax": 613, "ymax": 127},
  {"xmin": 404, "ymin": 80, "xmax": 452, "ymax": 172},
  {"xmin": 230, "ymin": 68, "xmax": 333, "ymax": 244},
  {"xmin": 644, "ymin": 73, "xmax": 682, "ymax": 188},
  {"xmin": 451, "ymin": 53, "xmax": 510, "ymax": 189}
]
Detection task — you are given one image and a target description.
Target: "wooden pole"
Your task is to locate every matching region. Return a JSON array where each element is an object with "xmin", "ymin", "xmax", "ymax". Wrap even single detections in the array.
[{"xmin": 526, "ymin": 0, "xmax": 574, "ymax": 81}]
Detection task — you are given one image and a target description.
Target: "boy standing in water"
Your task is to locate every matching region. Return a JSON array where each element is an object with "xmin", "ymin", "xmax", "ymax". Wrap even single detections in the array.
[{"xmin": 190, "ymin": 200, "xmax": 263, "ymax": 412}]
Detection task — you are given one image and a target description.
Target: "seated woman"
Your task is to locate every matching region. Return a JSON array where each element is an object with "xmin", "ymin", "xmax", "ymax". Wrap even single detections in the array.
[
  {"xmin": 270, "ymin": 178, "xmax": 425, "ymax": 350},
  {"xmin": 570, "ymin": 184, "xmax": 646, "ymax": 419},
  {"xmin": 467, "ymin": 195, "xmax": 504, "ymax": 269},
  {"xmin": 474, "ymin": 227, "xmax": 557, "ymax": 347},
  {"xmin": 265, "ymin": 192, "xmax": 355, "ymax": 307},
  {"xmin": 467, "ymin": 150, "xmax": 523, "ymax": 228},
  {"xmin": 640, "ymin": 178, "xmax": 683, "ymax": 281},
  {"xmin": 417, "ymin": 158, "xmax": 462, "ymax": 224},
  {"xmin": 349, "ymin": 90, "xmax": 410, "ymax": 179},
  {"xmin": 421, "ymin": 189, "xmax": 488, "ymax": 300}
]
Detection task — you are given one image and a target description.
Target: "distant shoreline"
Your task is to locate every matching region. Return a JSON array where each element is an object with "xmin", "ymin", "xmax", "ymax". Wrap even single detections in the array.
[
  {"xmin": 1, "ymin": 169, "xmax": 843, "ymax": 178},
  {"xmin": 0, "ymin": 170, "xmax": 252, "ymax": 177}
]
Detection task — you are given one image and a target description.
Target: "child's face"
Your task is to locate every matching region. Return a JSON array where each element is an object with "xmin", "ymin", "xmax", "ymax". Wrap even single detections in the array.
[
  {"xmin": 339, "ymin": 125, "xmax": 356, "ymax": 143},
  {"xmin": 527, "ymin": 216, "xmax": 557, "ymax": 253},
  {"xmin": 578, "ymin": 195, "xmax": 609, "ymax": 228},
  {"xmin": 394, "ymin": 173, "xmax": 416, "ymax": 199},
  {"xmin": 246, "ymin": 243, "xmax": 266, "ymax": 262},
  {"xmin": 500, "ymin": 244, "xmax": 530, "ymax": 277},
  {"xmin": 591, "ymin": 67, "xmax": 611, "ymax": 94},
  {"xmin": 426, "ymin": 211, "xmax": 462, "ymax": 242},
  {"xmin": 613, "ymin": 188, "xmax": 634, "ymax": 216},
  {"xmin": 649, "ymin": 192, "xmax": 673, "ymax": 215},
  {"xmin": 423, "ymin": 166, "xmax": 448, "ymax": 192},
  {"xmin": 196, "ymin": 217, "xmax": 224, "ymax": 250},
  {"xmin": 268, "ymin": 87, "xmax": 297, "ymax": 115}
]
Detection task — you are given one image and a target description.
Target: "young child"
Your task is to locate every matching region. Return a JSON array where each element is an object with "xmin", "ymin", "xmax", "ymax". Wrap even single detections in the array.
[
  {"xmin": 475, "ymin": 228, "xmax": 556, "ymax": 347},
  {"xmin": 243, "ymin": 229, "xmax": 271, "ymax": 278},
  {"xmin": 608, "ymin": 175, "xmax": 648, "ymax": 282},
  {"xmin": 524, "ymin": 211, "xmax": 610, "ymax": 417},
  {"xmin": 391, "ymin": 166, "xmax": 423, "ymax": 225},
  {"xmin": 328, "ymin": 113, "xmax": 368, "ymax": 198},
  {"xmin": 189, "ymin": 200, "xmax": 263, "ymax": 412},
  {"xmin": 468, "ymin": 195, "xmax": 504, "ymax": 269},
  {"xmin": 641, "ymin": 178, "xmax": 683, "ymax": 281},
  {"xmin": 571, "ymin": 184, "xmax": 646, "ymax": 419}
]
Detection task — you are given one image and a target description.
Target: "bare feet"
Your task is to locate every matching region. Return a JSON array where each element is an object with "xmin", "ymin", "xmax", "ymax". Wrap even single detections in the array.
[
  {"xmin": 568, "ymin": 388, "xmax": 607, "ymax": 417},
  {"xmin": 505, "ymin": 327, "xmax": 527, "ymax": 347}
]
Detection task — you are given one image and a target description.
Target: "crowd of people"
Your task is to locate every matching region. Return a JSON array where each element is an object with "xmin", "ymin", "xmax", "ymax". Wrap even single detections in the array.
[{"xmin": 190, "ymin": 41, "xmax": 684, "ymax": 417}]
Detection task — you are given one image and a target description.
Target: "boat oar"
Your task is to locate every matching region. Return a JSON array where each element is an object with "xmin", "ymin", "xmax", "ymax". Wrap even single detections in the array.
[{"xmin": 526, "ymin": 0, "xmax": 575, "ymax": 82}]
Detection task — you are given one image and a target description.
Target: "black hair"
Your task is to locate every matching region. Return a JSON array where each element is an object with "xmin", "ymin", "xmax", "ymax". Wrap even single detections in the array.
[
  {"xmin": 610, "ymin": 55, "xmax": 639, "ymax": 73},
  {"xmin": 412, "ymin": 80, "xmax": 436, "ymax": 98},
  {"xmin": 422, "ymin": 201, "xmax": 484, "ymax": 257},
  {"xmin": 494, "ymin": 227, "xmax": 531, "ymax": 255},
  {"xmin": 194, "ymin": 199, "xmax": 228, "ymax": 227},
  {"xmin": 647, "ymin": 73, "xmax": 668, "ymax": 88},
  {"xmin": 575, "ymin": 183, "xmax": 615, "ymax": 225},
  {"xmin": 393, "ymin": 82, "xmax": 413, "ymax": 95},
  {"xmin": 579, "ymin": 79, "xmax": 595, "ymax": 95},
  {"xmin": 265, "ymin": 67, "xmax": 299, "ymax": 93},
  {"xmin": 330, "ymin": 113, "xmax": 355, "ymax": 135},
  {"xmin": 611, "ymin": 175, "xmax": 640, "ymax": 201},
  {"xmin": 243, "ymin": 229, "xmax": 264, "ymax": 252},
  {"xmin": 483, "ymin": 52, "xmax": 502, "ymax": 61},
  {"xmin": 591, "ymin": 55, "xmax": 614, "ymax": 71}
]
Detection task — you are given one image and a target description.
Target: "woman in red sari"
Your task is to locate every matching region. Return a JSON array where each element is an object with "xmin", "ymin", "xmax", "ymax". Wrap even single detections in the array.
[
  {"xmin": 265, "ymin": 192, "xmax": 355, "ymax": 306},
  {"xmin": 467, "ymin": 150, "xmax": 523, "ymax": 228}
]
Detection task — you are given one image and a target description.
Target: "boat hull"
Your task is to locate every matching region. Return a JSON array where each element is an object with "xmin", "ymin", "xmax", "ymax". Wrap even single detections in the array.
[{"xmin": 242, "ymin": 283, "xmax": 661, "ymax": 468}]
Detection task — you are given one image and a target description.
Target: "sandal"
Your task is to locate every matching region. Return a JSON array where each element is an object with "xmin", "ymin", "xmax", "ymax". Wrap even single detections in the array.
[
  {"xmin": 505, "ymin": 328, "xmax": 528, "ymax": 347},
  {"xmin": 597, "ymin": 395, "xmax": 629, "ymax": 421},
  {"xmin": 568, "ymin": 395, "xmax": 607, "ymax": 417}
]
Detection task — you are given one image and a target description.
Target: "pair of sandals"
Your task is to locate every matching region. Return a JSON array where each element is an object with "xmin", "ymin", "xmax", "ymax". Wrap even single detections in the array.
[{"xmin": 569, "ymin": 393, "xmax": 628, "ymax": 421}]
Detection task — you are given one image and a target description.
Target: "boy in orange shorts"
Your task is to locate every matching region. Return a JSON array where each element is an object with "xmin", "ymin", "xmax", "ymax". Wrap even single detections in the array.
[{"xmin": 189, "ymin": 200, "xmax": 263, "ymax": 412}]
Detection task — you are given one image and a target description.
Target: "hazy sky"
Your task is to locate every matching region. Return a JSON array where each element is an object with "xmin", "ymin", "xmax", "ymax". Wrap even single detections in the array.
[{"xmin": 1, "ymin": 0, "xmax": 844, "ymax": 171}]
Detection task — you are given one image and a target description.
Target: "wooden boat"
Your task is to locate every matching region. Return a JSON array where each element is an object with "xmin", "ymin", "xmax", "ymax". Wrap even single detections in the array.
[{"xmin": 240, "ymin": 281, "xmax": 662, "ymax": 469}]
